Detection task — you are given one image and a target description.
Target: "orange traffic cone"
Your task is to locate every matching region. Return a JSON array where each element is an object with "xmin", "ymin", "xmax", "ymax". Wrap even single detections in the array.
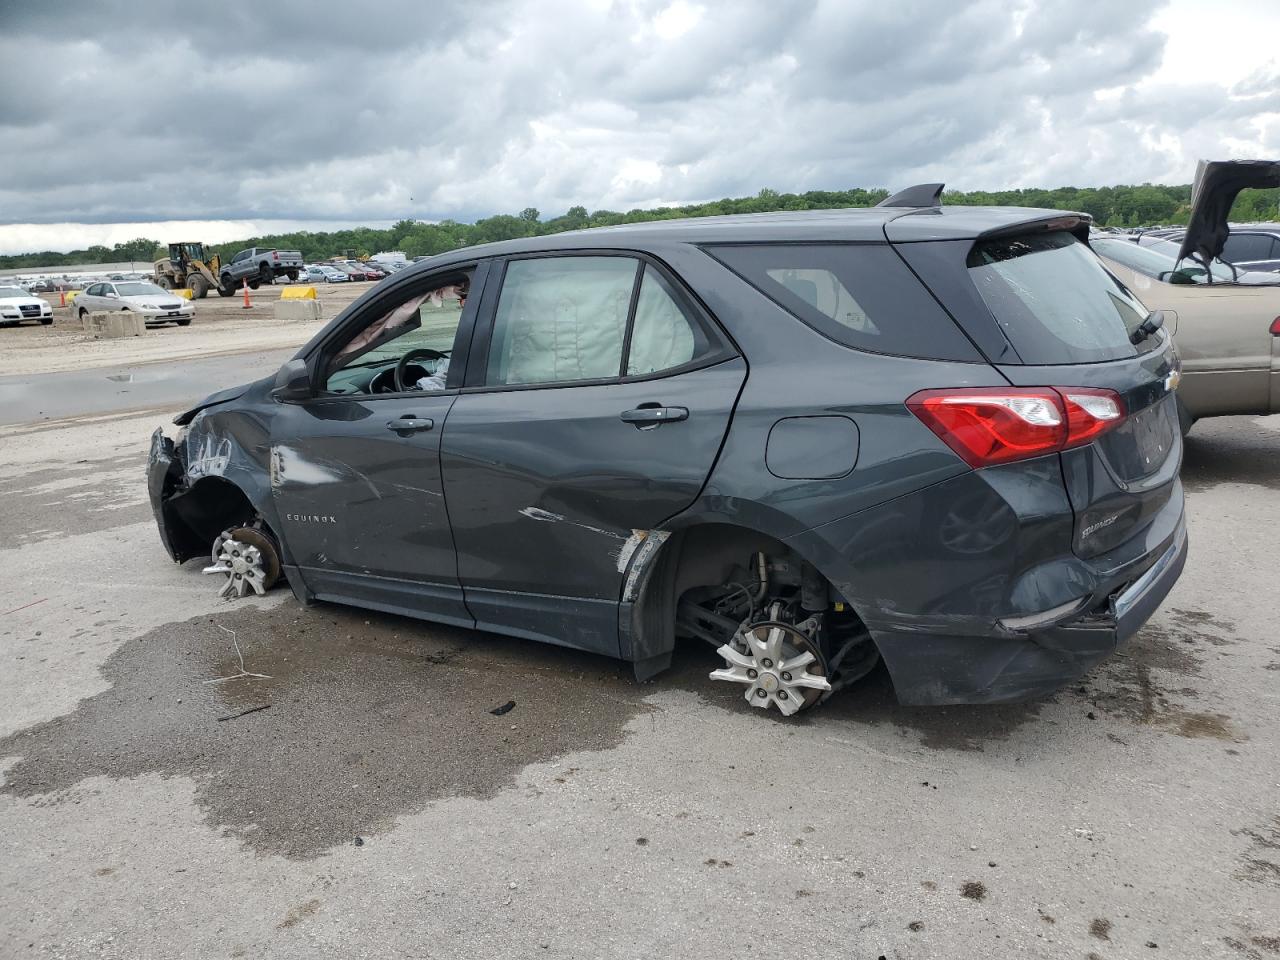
[{"xmin": 242, "ymin": 279, "xmax": 251, "ymax": 309}]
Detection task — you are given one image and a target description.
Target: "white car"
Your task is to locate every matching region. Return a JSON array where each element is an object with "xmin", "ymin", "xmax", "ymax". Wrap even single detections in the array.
[
  {"xmin": 75, "ymin": 280, "xmax": 194, "ymax": 327},
  {"xmin": 0, "ymin": 285, "xmax": 54, "ymax": 326}
]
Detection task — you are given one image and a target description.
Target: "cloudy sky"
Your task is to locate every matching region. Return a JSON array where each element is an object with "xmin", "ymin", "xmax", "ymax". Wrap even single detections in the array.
[{"xmin": 1, "ymin": 0, "xmax": 1277, "ymax": 254}]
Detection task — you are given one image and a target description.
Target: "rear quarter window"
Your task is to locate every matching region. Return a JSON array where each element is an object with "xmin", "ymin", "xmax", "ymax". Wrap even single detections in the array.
[{"xmin": 705, "ymin": 243, "xmax": 980, "ymax": 361}]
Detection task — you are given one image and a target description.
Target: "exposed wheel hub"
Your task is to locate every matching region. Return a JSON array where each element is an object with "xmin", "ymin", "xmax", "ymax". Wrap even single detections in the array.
[
  {"xmin": 204, "ymin": 526, "xmax": 280, "ymax": 599},
  {"xmin": 710, "ymin": 619, "xmax": 831, "ymax": 716}
]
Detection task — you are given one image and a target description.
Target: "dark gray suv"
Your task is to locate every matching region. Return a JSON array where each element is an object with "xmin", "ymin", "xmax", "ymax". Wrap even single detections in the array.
[{"xmin": 148, "ymin": 188, "xmax": 1187, "ymax": 715}]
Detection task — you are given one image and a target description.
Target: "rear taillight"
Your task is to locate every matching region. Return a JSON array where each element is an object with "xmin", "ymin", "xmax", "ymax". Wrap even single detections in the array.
[
  {"xmin": 906, "ymin": 386, "xmax": 1126, "ymax": 468},
  {"xmin": 273, "ymin": 251, "xmax": 280, "ymax": 261},
  {"xmin": 1270, "ymin": 316, "xmax": 1280, "ymax": 335},
  {"xmin": 1059, "ymin": 388, "xmax": 1125, "ymax": 447}
]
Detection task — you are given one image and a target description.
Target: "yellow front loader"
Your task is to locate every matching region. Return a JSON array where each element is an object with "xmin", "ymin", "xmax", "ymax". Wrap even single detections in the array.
[{"xmin": 153, "ymin": 242, "xmax": 233, "ymax": 299}]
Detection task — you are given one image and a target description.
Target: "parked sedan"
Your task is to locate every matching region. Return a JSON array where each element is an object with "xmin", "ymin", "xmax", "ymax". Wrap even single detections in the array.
[
  {"xmin": 0, "ymin": 285, "xmax": 54, "ymax": 326},
  {"xmin": 1092, "ymin": 236, "xmax": 1280, "ymax": 429},
  {"xmin": 147, "ymin": 191, "xmax": 1186, "ymax": 716},
  {"xmin": 1143, "ymin": 236, "xmax": 1278, "ymax": 285},
  {"xmin": 302, "ymin": 265, "xmax": 350, "ymax": 284},
  {"xmin": 333, "ymin": 261, "xmax": 376, "ymax": 281},
  {"xmin": 75, "ymin": 280, "xmax": 194, "ymax": 326}
]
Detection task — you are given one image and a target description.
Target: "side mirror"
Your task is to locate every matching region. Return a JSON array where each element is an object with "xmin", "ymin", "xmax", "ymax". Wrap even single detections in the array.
[{"xmin": 271, "ymin": 358, "xmax": 313, "ymax": 402}]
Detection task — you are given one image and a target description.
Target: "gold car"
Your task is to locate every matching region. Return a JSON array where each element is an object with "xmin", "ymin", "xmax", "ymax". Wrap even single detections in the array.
[{"xmin": 1093, "ymin": 236, "xmax": 1280, "ymax": 430}]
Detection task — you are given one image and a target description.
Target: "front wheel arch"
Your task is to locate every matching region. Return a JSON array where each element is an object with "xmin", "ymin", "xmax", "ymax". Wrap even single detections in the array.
[{"xmin": 164, "ymin": 475, "xmax": 262, "ymax": 553}]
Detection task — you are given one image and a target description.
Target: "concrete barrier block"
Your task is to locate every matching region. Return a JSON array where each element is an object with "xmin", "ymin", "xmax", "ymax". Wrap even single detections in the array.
[
  {"xmin": 83, "ymin": 310, "xmax": 147, "ymax": 338},
  {"xmin": 273, "ymin": 299, "xmax": 322, "ymax": 321}
]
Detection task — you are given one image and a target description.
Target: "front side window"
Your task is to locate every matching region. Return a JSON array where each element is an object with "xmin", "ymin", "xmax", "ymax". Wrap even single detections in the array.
[
  {"xmin": 1221, "ymin": 233, "xmax": 1275, "ymax": 263},
  {"xmin": 969, "ymin": 231, "xmax": 1153, "ymax": 364},
  {"xmin": 324, "ymin": 276, "xmax": 469, "ymax": 395}
]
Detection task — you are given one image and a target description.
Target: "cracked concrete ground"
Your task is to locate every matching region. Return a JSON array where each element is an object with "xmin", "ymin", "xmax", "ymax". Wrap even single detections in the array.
[{"xmin": 1, "ymin": 403, "xmax": 1277, "ymax": 959}]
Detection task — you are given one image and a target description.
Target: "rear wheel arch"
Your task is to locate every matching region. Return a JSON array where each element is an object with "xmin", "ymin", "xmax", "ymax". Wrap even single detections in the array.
[{"xmin": 625, "ymin": 520, "xmax": 866, "ymax": 679}]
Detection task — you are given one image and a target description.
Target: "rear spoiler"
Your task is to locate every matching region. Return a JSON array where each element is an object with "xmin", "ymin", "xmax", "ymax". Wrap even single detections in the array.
[
  {"xmin": 978, "ymin": 214, "xmax": 1092, "ymax": 244},
  {"xmin": 1177, "ymin": 159, "xmax": 1280, "ymax": 266}
]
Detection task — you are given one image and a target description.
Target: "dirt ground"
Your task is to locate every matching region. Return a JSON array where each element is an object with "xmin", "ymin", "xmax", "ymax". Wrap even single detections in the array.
[
  {"xmin": 1, "ymin": 393, "xmax": 1278, "ymax": 957},
  {"xmin": 0, "ymin": 282, "xmax": 374, "ymax": 376}
]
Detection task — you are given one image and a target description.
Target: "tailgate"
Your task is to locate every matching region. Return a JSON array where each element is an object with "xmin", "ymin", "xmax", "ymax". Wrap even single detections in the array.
[
  {"xmin": 999, "ymin": 348, "xmax": 1182, "ymax": 558},
  {"xmin": 901, "ymin": 222, "xmax": 1186, "ymax": 560}
]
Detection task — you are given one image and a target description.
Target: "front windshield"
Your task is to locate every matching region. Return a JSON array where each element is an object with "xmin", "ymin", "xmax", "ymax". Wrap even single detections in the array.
[
  {"xmin": 0, "ymin": 286, "xmax": 28, "ymax": 298},
  {"xmin": 115, "ymin": 282, "xmax": 167, "ymax": 296}
]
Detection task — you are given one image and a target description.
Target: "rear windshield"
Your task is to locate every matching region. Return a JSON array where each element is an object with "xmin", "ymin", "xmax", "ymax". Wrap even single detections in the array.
[
  {"xmin": 706, "ymin": 243, "xmax": 979, "ymax": 361},
  {"xmin": 967, "ymin": 232, "xmax": 1155, "ymax": 364}
]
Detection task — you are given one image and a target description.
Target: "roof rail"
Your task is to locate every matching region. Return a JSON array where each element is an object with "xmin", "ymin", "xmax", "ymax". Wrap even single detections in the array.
[{"xmin": 876, "ymin": 183, "xmax": 944, "ymax": 208}]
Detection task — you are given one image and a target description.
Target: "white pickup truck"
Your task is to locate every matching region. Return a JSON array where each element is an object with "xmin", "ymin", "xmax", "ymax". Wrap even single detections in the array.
[{"xmin": 219, "ymin": 247, "xmax": 305, "ymax": 289}]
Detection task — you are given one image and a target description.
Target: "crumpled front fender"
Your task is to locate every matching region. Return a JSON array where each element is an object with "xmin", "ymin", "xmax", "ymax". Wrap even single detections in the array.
[{"xmin": 147, "ymin": 427, "xmax": 206, "ymax": 562}]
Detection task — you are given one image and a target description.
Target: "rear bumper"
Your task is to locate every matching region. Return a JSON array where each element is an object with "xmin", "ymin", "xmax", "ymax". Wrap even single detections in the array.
[
  {"xmin": 873, "ymin": 513, "xmax": 1187, "ymax": 706},
  {"xmin": 787, "ymin": 453, "xmax": 1188, "ymax": 706}
]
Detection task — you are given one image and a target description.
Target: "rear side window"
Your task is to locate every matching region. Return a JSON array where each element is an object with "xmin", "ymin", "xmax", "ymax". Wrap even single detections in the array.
[
  {"xmin": 626, "ymin": 266, "xmax": 707, "ymax": 376},
  {"xmin": 968, "ymin": 232, "xmax": 1154, "ymax": 364},
  {"xmin": 488, "ymin": 257, "xmax": 633, "ymax": 385},
  {"xmin": 1222, "ymin": 233, "xmax": 1276, "ymax": 263},
  {"xmin": 706, "ymin": 243, "xmax": 978, "ymax": 361}
]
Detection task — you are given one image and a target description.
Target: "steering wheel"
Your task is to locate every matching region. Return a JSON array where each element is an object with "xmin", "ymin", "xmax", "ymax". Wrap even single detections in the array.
[{"xmin": 395, "ymin": 348, "xmax": 447, "ymax": 392}]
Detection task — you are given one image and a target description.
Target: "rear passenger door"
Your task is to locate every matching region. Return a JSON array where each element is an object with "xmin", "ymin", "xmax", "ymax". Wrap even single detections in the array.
[{"xmin": 440, "ymin": 252, "xmax": 745, "ymax": 656}]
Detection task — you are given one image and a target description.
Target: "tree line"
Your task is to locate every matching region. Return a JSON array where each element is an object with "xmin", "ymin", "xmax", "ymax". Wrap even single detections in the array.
[{"xmin": 5, "ymin": 182, "xmax": 1278, "ymax": 270}]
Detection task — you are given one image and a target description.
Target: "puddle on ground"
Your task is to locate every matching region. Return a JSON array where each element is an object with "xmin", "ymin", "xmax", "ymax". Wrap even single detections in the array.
[
  {"xmin": 1085, "ymin": 607, "xmax": 1245, "ymax": 742},
  {"xmin": 0, "ymin": 603, "xmax": 658, "ymax": 859}
]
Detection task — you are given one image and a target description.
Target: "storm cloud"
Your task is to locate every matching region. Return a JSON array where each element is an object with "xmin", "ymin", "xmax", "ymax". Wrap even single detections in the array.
[{"xmin": 1, "ymin": 0, "xmax": 1277, "ymax": 233}]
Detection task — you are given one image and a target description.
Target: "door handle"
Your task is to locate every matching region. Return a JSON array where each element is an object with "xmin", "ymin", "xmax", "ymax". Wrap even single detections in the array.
[
  {"xmin": 386, "ymin": 415, "xmax": 434, "ymax": 434},
  {"xmin": 620, "ymin": 405, "xmax": 689, "ymax": 428}
]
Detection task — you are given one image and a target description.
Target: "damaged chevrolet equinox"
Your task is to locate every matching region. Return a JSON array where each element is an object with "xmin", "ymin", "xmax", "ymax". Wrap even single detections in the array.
[{"xmin": 148, "ymin": 185, "xmax": 1187, "ymax": 715}]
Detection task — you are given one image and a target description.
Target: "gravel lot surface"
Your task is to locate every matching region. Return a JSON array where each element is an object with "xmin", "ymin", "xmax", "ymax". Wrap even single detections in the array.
[
  {"xmin": 0, "ymin": 282, "xmax": 372, "ymax": 376},
  {"xmin": 0, "ymin": 391, "xmax": 1277, "ymax": 958}
]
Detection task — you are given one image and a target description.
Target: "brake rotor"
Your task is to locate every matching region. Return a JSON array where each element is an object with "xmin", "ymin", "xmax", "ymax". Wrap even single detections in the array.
[
  {"xmin": 710, "ymin": 619, "xmax": 831, "ymax": 716},
  {"xmin": 203, "ymin": 526, "xmax": 280, "ymax": 599}
]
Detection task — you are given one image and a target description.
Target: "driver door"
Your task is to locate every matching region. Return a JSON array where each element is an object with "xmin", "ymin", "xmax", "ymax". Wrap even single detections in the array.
[{"xmin": 268, "ymin": 265, "xmax": 485, "ymax": 627}]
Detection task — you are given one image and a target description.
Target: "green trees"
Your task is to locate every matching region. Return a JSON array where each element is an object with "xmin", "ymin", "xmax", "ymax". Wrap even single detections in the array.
[{"xmin": 3, "ymin": 183, "xmax": 1277, "ymax": 270}]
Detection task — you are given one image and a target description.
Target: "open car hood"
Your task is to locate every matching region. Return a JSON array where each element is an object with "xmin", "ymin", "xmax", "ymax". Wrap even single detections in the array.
[{"xmin": 1177, "ymin": 159, "xmax": 1280, "ymax": 265}]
